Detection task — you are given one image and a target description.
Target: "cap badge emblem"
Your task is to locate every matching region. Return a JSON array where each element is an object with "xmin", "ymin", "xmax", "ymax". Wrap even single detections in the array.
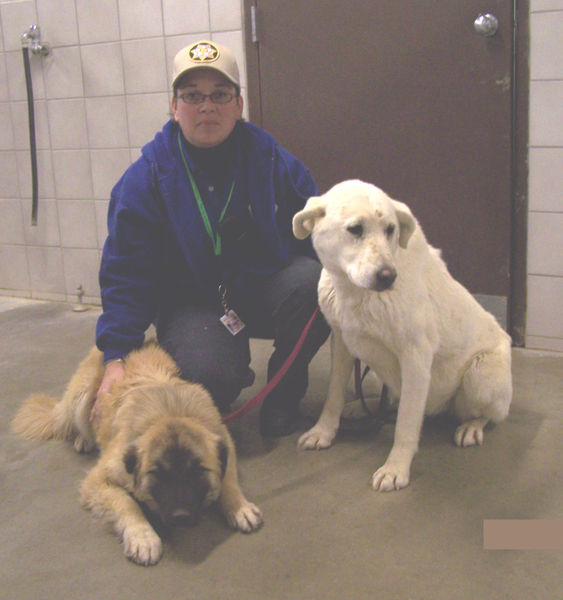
[{"xmin": 188, "ymin": 42, "xmax": 219, "ymax": 63}]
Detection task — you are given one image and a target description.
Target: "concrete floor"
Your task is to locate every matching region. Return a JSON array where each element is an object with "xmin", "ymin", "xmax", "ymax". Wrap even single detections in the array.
[{"xmin": 1, "ymin": 299, "xmax": 562, "ymax": 600}]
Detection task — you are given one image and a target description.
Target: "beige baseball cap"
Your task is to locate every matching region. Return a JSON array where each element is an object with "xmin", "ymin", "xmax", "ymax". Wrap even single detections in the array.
[{"xmin": 172, "ymin": 41, "xmax": 240, "ymax": 90}]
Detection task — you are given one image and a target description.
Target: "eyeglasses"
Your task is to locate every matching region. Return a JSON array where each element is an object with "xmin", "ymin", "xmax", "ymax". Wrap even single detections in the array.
[{"xmin": 177, "ymin": 90, "xmax": 235, "ymax": 105}]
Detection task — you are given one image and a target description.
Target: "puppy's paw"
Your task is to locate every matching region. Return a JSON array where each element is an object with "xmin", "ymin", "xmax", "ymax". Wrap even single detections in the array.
[
  {"xmin": 73, "ymin": 433, "xmax": 96, "ymax": 454},
  {"xmin": 371, "ymin": 462, "xmax": 410, "ymax": 492},
  {"xmin": 123, "ymin": 524, "xmax": 162, "ymax": 566},
  {"xmin": 298, "ymin": 425, "xmax": 337, "ymax": 450},
  {"xmin": 454, "ymin": 418, "xmax": 487, "ymax": 447},
  {"xmin": 226, "ymin": 501, "xmax": 263, "ymax": 533}
]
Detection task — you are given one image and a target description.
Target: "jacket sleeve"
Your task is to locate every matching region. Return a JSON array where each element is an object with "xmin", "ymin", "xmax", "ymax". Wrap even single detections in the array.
[{"xmin": 96, "ymin": 158, "xmax": 166, "ymax": 362}]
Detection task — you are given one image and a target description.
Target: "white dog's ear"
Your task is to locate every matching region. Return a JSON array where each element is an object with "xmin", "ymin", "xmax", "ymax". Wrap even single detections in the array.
[
  {"xmin": 292, "ymin": 197, "xmax": 327, "ymax": 239},
  {"xmin": 392, "ymin": 200, "xmax": 416, "ymax": 248}
]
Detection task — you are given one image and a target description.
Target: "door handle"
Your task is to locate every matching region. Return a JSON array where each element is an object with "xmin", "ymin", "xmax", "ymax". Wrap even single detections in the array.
[{"xmin": 474, "ymin": 13, "xmax": 499, "ymax": 37}]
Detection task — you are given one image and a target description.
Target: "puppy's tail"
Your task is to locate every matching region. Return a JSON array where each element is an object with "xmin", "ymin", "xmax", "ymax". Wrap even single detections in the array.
[{"xmin": 11, "ymin": 393, "xmax": 73, "ymax": 441}]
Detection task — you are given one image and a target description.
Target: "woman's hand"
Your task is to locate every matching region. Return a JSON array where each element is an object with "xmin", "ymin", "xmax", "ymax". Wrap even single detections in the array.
[{"xmin": 90, "ymin": 359, "xmax": 126, "ymax": 421}]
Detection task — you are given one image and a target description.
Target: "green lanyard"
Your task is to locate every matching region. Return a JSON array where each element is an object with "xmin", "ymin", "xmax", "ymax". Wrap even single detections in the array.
[{"xmin": 177, "ymin": 131, "xmax": 236, "ymax": 257}]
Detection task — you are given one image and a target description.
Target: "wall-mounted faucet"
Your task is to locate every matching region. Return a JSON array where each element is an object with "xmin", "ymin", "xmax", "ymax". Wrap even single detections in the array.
[{"xmin": 21, "ymin": 25, "xmax": 50, "ymax": 56}]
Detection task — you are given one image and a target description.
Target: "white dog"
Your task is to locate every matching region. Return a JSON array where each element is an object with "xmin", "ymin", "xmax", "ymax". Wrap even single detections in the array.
[{"xmin": 293, "ymin": 180, "xmax": 512, "ymax": 492}]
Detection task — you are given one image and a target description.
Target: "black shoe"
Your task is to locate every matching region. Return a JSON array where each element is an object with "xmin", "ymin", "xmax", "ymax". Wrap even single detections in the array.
[{"xmin": 259, "ymin": 406, "xmax": 300, "ymax": 437}]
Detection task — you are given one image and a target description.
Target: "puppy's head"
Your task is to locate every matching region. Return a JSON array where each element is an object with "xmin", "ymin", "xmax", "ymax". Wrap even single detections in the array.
[
  {"xmin": 124, "ymin": 417, "xmax": 227, "ymax": 528},
  {"xmin": 293, "ymin": 180, "xmax": 416, "ymax": 291}
]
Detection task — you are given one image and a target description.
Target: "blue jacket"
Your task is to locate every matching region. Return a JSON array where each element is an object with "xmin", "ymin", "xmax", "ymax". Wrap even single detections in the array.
[{"xmin": 96, "ymin": 120, "xmax": 317, "ymax": 362}]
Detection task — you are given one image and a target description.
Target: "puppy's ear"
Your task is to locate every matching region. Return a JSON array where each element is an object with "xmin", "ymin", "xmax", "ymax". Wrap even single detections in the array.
[
  {"xmin": 217, "ymin": 440, "xmax": 228, "ymax": 479},
  {"xmin": 292, "ymin": 197, "xmax": 326, "ymax": 239},
  {"xmin": 123, "ymin": 445, "xmax": 138, "ymax": 475},
  {"xmin": 391, "ymin": 200, "xmax": 416, "ymax": 249}
]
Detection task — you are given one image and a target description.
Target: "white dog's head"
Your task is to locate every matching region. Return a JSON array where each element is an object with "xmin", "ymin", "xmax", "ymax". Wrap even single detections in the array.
[{"xmin": 293, "ymin": 180, "xmax": 416, "ymax": 291}]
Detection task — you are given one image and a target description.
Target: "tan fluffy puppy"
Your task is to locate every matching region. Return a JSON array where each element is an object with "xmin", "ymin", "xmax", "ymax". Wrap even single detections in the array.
[{"xmin": 12, "ymin": 342, "xmax": 262, "ymax": 565}]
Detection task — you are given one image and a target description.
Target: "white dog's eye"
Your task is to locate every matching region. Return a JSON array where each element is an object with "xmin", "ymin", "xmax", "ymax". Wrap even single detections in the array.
[
  {"xmin": 347, "ymin": 224, "xmax": 363, "ymax": 237},
  {"xmin": 385, "ymin": 224, "xmax": 395, "ymax": 238}
]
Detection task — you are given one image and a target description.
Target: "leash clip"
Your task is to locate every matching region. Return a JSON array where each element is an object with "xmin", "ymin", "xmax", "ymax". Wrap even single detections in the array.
[{"xmin": 218, "ymin": 283, "xmax": 230, "ymax": 314}]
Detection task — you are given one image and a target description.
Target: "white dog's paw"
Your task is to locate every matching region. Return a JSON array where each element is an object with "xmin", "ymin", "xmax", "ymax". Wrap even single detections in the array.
[
  {"xmin": 298, "ymin": 425, "xmax": 337, "ymax": 450},
  {"xmin": 371, "ymin": 462, "xmax": 410, "ymax": 492},
  {"xmin": 454, "ymin": 418, "xmax": 488, "ymax": 447},
  {"xmin": 341, "ymin": 398, "xmax": 378, "ymax": 420},
  {"xmin": 122, "ymin": 524, "xmax": 162, "ymax": 566},
  {"xmin": 226, "ymin": 501, "xmax": 263, "ymax": 533}
]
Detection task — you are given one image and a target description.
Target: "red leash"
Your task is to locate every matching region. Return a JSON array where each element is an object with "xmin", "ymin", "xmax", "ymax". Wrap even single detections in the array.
[{"xmin": 221, "ymin": 306, "xmax": 321, "ymax": 424}]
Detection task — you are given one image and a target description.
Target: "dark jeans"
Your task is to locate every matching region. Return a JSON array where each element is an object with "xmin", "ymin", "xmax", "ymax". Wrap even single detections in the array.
[{"xmin": 156, "ymin": 255, "xmax": 330, "ymax": 413}]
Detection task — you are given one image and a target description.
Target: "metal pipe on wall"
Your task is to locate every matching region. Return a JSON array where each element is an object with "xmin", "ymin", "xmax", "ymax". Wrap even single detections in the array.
[{"xmin": 20, "ymin": 25, "xmax": 50, "ymax": 226}]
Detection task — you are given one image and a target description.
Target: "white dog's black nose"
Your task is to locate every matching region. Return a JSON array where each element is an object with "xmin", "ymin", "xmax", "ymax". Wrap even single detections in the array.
[{"xmin": 374, "ymin": 267, "xmax": 397, "ymax": 291}]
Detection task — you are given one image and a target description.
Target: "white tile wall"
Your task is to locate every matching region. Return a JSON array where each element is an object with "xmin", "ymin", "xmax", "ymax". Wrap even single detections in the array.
[
  {"xmin": 76, "ymin": 0, "xmax": 120, "ymax": 45},
  {"xmin": 528, "ymin": 147, "xmax": 563, "ymax": 211},
  {"xmin": 527, "ymin": 3, "xmax": 563, "ymax": 352},
  {"xmin": 85, "ymin": 96, "xmax": 128, "ymax": 148},
  {"xmin": 37, "ymin": 0, "xmax": 79, "ymax": 47},
  {"xmin": 531, "ymin": 1, "xmax": 563, "ymax": 11},
  {"xmin": 529, "ymin": 81, "xmax": 563, "ymax": 146},
  {"xmin": 126, "ymin": 92, "xmax": 170, "ymax": 147},
  {"xmin": 118, "ymin": 0, "xmax": 164, "ymax": 40},
  {"xmin": 0, "ymin": 245, "xmax": 30, "ymax": 290},
  {"xmin": 530, "ymin": 11, "xmax": 563, "ymax": 79},
  {"xmin": 52, "ymin": 150, "xmax": 93, "ymax": 199},
  {"xmin": 0, "ymin": 0, "xmax": 37, "ymax": 52},
  {"xmin": 81, "ymin": 43, "xmax": 125, "ymax": 97},
  {"xmin": 210, "ymin": 0, "xmax": 242, "ymax": 31},
  {"xmin": 528, "ymin": 213, "xmax": 563, "ymax": 275},
  {"xmin": 0, "ymin": 102, "xmax": 14, "ymax": 150},
  {"xmin": 90, "ymin": 149, "xmax": 130, "ymax": 200},
  {"xmin": 0, "ymin": 57, "xmax": 9, "ymax": 101},
  {"xmin": 22, "ymin": 198, "xmax": 61, "ymax": 246},
  {"xmin": 43, "ymin": 46, "xmax": 84, "ymax": 98},
  {"xmin": 0, "ymin": 199, "xmax": 25, "ymax": 245},
  {"xmin": 48, "ymin": 98, "xmax": 88, "ymax": 149},
  {"xmin": 163, "ymin": 0, "xmax": 209, "ymax": 36},
  {"xmin": 121, "ymin": 38, "xmax": 167, "ymax": 94},
  {"xmin": 0, "ymin": 151, "xmax": 19, "ymax": 197},
  {"xmin": 0, "ymin": 0, "xmax": 245, "ymax": 305},
  {"xmin": 57, "ymin": 199, "xmax": 98, "ymax": 248},
  {"xmin": 62, "ymin": 247, "xmax": 100, "ymax": 299},
  {"xmin": 527, "ymin": 275, "xmax": 563, "ymax": 338},
  {"xmin": 26, "ymin": 245, "xmax": 65, "ymax": 293}
]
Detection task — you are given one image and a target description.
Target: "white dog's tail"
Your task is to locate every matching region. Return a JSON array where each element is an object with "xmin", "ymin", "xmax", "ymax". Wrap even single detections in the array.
[{"xmin": 11, "ymin": 393, "xmax": 74, "ymax": 441}]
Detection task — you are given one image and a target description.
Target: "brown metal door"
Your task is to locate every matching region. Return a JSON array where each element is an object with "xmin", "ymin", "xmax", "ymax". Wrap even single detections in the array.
[{"xmin": 244, "ymin": 1, "xmax": 515, "ymax": 309}]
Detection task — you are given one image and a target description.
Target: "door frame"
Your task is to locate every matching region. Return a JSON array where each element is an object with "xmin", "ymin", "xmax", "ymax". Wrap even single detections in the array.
[
  {"xmin": 509, "ymin": 0, "xmax": 529, "ymax": 347},
  {"xmin": 243, "ymin": 1, "xmax": 529, "ymax": 346}
]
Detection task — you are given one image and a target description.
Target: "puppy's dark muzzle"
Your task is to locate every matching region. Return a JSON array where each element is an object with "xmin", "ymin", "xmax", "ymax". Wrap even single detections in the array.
[
  {"xmin": 373, "ymin": 267, "xmax": 397, "ymax": 291},
  {"xmin": 167, "ymin": 508, "xmax": 200, "ymax": 528}
]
